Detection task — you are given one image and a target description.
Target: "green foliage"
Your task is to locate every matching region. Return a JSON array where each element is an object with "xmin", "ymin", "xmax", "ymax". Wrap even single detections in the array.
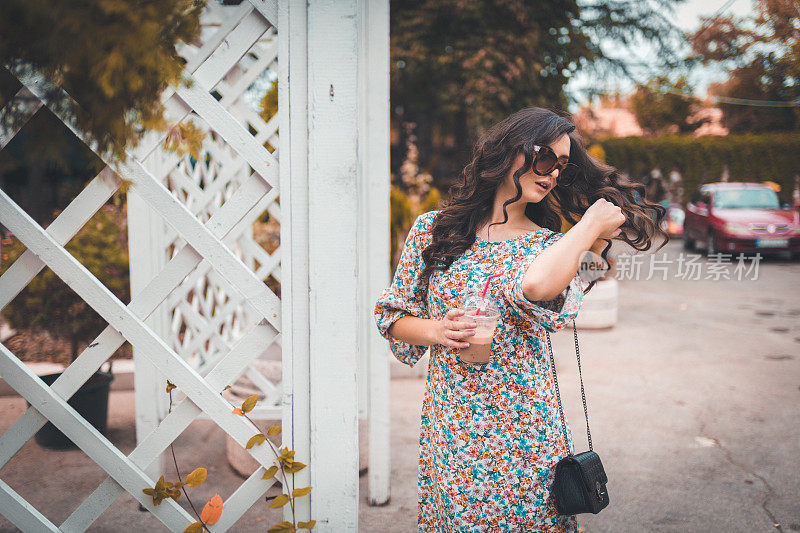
[
  {"xmin": 0, "ymin": 0, "xmax": 206, "ymax": 160},
  {"xmin": 0, "ymin": 204, "xmax": 130, "ymax": 362},
  {"xmin": 390, "ymin": 0, "xmax": 686, "ymax": 188},
  {"xmin": 599, "ymin": 132, "xmax": 800, "ymax": 204},
  {"xmin": 687, "ymin": 0, "xmax": 800, "ymax": 132},
  {"xmin": 629, "ymin": 77, "xmax": 701, "ymax": 135}
]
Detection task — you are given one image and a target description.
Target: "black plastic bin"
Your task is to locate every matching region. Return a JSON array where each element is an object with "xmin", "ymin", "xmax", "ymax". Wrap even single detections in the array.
[{"xmin": 27, "ymin": 369, "xmax": 114, "ymax": 449}]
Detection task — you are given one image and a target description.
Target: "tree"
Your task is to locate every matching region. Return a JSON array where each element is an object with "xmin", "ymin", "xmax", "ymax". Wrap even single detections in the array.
[
  {"xmin": 629, "ymin": 76, "xmax": 705, "ymax": 135},
  {"xmin": 0, "ymin": 0, "xmax": 206, "ymax": 160},
  {"xmin": 688, "ymin": 0, "xmax": 800, "ymax": 132},
  {"xmin": 390, "ymin": 0, "xmax": 688, "ymax": 188}
]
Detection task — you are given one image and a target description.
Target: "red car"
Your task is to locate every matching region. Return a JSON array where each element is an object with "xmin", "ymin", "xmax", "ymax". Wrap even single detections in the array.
[{"xmin": 683, "ymin": 182, "xmax": 800, "ymax": 258}]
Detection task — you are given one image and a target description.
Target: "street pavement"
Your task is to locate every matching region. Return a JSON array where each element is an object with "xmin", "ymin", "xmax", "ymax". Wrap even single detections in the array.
[{"xmin": 1, "ymin": 238, "xmax": 798, "ymax": 531}]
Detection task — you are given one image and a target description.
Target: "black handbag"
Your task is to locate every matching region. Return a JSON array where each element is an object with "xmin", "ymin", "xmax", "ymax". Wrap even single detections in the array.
[{"xmin": 544, "ymin": 319, "xmax": 610, "ymax": 515}]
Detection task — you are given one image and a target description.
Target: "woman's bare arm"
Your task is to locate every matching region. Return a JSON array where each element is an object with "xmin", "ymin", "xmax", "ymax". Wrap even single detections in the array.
[
  {"xmin": 521, "ymin": 198, "xmax": 625, "ymax": 302},
  {"xmin": 388, "ymin": 308, "xmax": 478, "ymax": 349},
  {"xmin": 521, "ymin": 219, "xmax": 599, "ymax": 302},
  {"xmin": 388, "ymin": 316, "xmax": 437, "ymax": 346}
]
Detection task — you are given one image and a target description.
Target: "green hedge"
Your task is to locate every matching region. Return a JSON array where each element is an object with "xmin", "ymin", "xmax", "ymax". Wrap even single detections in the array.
[{"xmin": 599, "ymin": 133, "xmax": 800, "ymax": 200}]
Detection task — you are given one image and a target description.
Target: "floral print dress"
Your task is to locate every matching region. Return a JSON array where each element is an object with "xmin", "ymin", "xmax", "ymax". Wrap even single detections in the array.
[{"xmin": 374, "ymin": 209, "xmax": 586, "ymax": 532}]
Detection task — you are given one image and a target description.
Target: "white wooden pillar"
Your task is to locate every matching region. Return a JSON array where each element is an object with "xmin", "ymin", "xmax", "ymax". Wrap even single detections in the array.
[
  {"xmin": 280, "ymin": 0, "xmax": 361, "ymax": 530},
  {"xmin": 128, "ymin": 154, "xmax": 169, "ymax": 481},
  {"xmin": 358, "ymin": 0, "xmax": 392, "ymax": 506}
]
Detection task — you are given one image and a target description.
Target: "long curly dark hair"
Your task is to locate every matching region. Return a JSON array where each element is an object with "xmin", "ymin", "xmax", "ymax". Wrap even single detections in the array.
[{"xmin": 419, "ymin": 106, "xmax": 669, "ymax": 296}]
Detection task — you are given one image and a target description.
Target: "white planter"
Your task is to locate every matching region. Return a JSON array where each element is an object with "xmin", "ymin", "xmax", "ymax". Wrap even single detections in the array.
[{"xmin": 575, "ymin": 276, "xmax": 618, "ymax": 329}]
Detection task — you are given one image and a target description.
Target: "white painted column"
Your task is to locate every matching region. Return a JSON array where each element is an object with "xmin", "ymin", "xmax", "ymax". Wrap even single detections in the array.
[
  {"xmin": 128, "ymin": 154, "xmax": 169, "ymax": 481},
  {"xmin": 307, "ymin": 0, "xmax": 361, "ymax": 529},
  {"xmin": 358, "ymin": 0, "xmax": 392, "ymax": 506},
  {"xmin": 279, "ymin": 0, "xmax": 312, "ymax": 528}
]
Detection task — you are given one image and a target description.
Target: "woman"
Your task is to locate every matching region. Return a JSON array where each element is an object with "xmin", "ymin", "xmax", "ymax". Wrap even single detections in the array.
[{"xmin": 374, "ymin": 107, "xmax": 668, "ymax": 532}]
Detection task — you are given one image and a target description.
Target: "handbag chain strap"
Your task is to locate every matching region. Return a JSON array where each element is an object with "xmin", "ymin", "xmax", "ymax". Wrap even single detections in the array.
[{"xmin": 545, "ymin": 319, "xmax": 592, "ymax": 456}]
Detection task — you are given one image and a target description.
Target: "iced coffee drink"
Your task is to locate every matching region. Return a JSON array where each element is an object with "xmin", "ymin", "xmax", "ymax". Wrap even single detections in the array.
[{"xmin": 457, "ymin": 294, "xmax": 500, "ymax": 365}]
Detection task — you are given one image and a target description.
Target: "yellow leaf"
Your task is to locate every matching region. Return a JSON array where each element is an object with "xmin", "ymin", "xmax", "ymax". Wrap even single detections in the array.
[
  {"xmin": 298, "ymin": 520, "xmax": 316, "ymax": 529},
  {"xmin": 268, "ymin": 521, "xmax": 296, "ymax": 533},
  {"xmin": 267, "ymin": 425, "xmax": 282, "ymax": 436},
  {"xmin": 183, "ymin": 522, "xmax": 204, "ymax": 533},
  {"xmin": 241, "ymin": 394, "xmax": 258, "ymax": 413},
  {"xmin": 246, "ymin": 433, "xmax": 266, "ymax": 449},
  {"xmin": 185, "ymin": 468, "xmax": 207, "ymax": 487},
  {"xmin": 142, "ymin": 488, "xmax": 156, "ymax": 497},
  {"xmin": 278, "ymin": 448, "xmax": 295, "ymax": 462},
  {"xmin": 262, "ymin": 465, "xmax": 279, "ymax": 479},
  {"xmin": 155, "ymin": 475, "xmax": 166, "ymax": 492},
  {"xmin": 268, "ymin": 494, "xmax": 290, "ymax": 508},
  {"xmin": 292, "ymin": 486, "xmax": 312, "ymax": 497},
  {"xmin": 222, "ymin": 385, "xmax": 232, "ymax": 391},
  {"xmin": 285, "ymin": 461, "xmax": 307, "ymax": 474},
  {"xmin": 166, "ymin": 380, "xmax": 176, "ymax": 393},
  {"xmin": 200, "ymin": 493, "xmax": 223, "ymax": 525}
]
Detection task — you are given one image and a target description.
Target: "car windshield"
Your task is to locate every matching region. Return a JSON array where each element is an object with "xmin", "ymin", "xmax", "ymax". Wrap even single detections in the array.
[{"xmin": 713, "ymin": 189, "xmax": 780, "ymax": 209}]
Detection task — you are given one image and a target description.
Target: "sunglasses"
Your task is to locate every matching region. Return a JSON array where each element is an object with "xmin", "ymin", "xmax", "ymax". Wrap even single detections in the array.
[{"xmin": 532, "ymin": 144, "xmax": 579, "ymax": 185}]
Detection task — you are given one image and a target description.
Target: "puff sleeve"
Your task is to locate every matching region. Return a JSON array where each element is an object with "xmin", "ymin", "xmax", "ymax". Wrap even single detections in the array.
[
  {"xmin": 374, "ymin": 212, "xmax": 434, "ymax": 367},
  {"xmin": 501, "ymin": 232, "xmax": 585, "ymax": 333}
]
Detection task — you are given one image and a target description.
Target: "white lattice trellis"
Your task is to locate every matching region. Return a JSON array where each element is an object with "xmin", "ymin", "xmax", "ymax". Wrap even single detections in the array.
[{"xmin": 0, "ymin": 0, "xmax": 391, "ymax": 530}]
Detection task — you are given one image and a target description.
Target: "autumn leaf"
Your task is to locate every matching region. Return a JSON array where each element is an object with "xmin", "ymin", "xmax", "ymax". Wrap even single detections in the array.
[
  {"xmin": 298, "ymin": 520, "xmax": 316, "ymax": 530},
  {"xmin": 268, "ymin": 493, "xmax": 290, "ymax": 508},
  {"xmin": 292, "ymin": 486, "xmax": 312, "ymax": 497},
  {"xmin": 284, "ymin": 461, "xmax": 307, "ymax": 474},
  {"xmin": 166, "ymin": 380, "xmax": 176, "ymax": 393},
  {"xmin": 185, "ymin": 467, "xmax": 207, "ymax": 487},
  {"xmin": 268, "ymin": 521, "xmax": 296, "ymax": 533},
  {"xmin": 262, "ymin": 465, "xmax": 279, "ymax": 479},
  {"xmin": 222, "ymin": 385, "xmax": 232, "ymax": 391},
  {"xmin": 246, "ymin": 433, "xmax": 266, "ymax": 449},
  {"xmin": 267, "ymin": 425, "xmax": 281, "ymax": 436},
  {"xmin": 232, "ymin": 407, "xmax": 244, "ymax": 415},
  {"xmin": 200, "ymin": 493, "xmax": 223, "ymax": 525},
  {"xmin": 276, "ymin": 447, "xmax": 295, "ymax": 468},
  {"xmin": 241, "ymin": 394, "xmax": 258, "ymax": 413},
  {"xmin": 155, "ymin": 475, "xmax": 166, "ymax": 492},
  {"xmin": 183, "ymin": 522, "xmax": 204, "ymax": 533}
]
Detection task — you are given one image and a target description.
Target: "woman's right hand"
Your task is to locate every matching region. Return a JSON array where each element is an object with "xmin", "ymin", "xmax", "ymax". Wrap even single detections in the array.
[
  {"xmin": 433, "ymin": 308, "xmax": 476, "ymax": 349},
  {"xmin": 581, "ymin": 197, "xmax": 626, "ymax": 239}
]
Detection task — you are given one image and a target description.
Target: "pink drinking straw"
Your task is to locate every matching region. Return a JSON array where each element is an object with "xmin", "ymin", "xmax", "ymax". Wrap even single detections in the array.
[{"xmin": 476, "ymin": 273, "xmax": 503, "ymax": 315}]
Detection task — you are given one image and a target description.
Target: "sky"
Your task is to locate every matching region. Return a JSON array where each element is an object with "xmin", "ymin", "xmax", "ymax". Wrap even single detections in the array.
[{"xmin": 565, "ymin": 0, "xmax": 756, "ymax": 112}]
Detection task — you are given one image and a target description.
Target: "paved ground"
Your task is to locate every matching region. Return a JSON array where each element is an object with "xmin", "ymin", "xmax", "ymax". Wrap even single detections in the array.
[{"xmin": 1, "ymin": 238, "xmax": 799, "ymax": 531}]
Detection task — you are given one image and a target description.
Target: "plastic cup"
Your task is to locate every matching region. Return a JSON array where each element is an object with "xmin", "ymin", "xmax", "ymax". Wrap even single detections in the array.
[{"xmin": 457, "ymin": 294, "xmax": 501, "ymax": 365}]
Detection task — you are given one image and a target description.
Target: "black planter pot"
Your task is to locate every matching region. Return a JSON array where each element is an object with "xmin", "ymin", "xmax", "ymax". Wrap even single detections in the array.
[{"xmin": 27, "ymin": 369, "xmax": 114, "ymax": 450}]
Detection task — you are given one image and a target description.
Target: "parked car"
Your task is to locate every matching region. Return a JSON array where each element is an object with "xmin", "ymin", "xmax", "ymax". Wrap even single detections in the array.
[
  {"xmin": 683, "ymin": 182, "xmax": 800, "ymax": 258},
  {"xmin": 660, "ymin": 202, "xmax": 684, "ymax": 237}
]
